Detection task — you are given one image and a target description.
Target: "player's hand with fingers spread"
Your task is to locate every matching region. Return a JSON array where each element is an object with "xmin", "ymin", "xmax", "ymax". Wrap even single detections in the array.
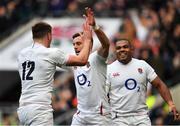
[
  {"xmin": 81, "ymin": 17, "xmax": 92, "ymax": 43},
  {"xmin": 85, "ymin": 7, "xmax": 96, "ymax": 27}
]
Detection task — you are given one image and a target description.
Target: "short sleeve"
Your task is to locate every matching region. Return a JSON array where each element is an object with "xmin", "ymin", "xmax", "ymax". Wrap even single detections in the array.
[
  {"xmin": 49, "ymin": 48, "xmax": 69, "ymax": 66},
  {"xmin": 144, "ymin": 61, "xmax": 157, "ymax": 82}
]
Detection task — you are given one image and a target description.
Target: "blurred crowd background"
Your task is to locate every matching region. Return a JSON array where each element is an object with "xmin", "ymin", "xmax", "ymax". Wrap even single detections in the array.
[{"xmin": 0, "ymin": 0, "xmax": 179, "ymax": 125}]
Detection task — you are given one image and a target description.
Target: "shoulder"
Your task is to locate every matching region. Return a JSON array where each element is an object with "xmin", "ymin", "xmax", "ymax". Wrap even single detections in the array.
[
  {"xmin": 19, "ymin": 47, "xmax": 30, "ymax": 54},
  {"xmin": 132, "ymin": 58, "xmax": 147, "ymax": 65},
  {"xmin": 47, "ymin": 48, "xmax": 59, "ymax": 53},
  {"xmin": 89, "ymin": 51, "xmax": 97, "ymax": 58},
  {"xmin": 108, "ymin": 60, "xmax": 119, "ymax": 66},
  {"xmin": 90, "ymin": 51, "xmax": 106, "ymax": 62},
  {"xmin": 48, "ymin": 48, "xmax": 66, "ymax": 56},
  {"xmin": 107, "ymin": 60, "xmax": 119, "ymax": 70},
  {"xmin": 18, "ymin": 47, "xmax": 30, "ymax": 58},
  {"xmin": 48, "ymin": 48, "xmax": 69, "ymax": 64},
  {"xmin": 132, "ymin": 58, "xmax": 153, "ymax": 72}
]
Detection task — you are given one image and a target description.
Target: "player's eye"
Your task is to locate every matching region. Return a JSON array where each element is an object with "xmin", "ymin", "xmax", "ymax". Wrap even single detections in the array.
[
  {"xmin": 116, "ymin": 46, "xmax": 121, "ymax": 50},
  {"xmin": 123, "ymin": 45, "xmax": 129, "ymax": 48}
]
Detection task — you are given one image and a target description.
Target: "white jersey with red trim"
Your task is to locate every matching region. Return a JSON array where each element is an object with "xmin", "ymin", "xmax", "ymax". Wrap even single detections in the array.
[
  {"xmin": 73, "ymin": 51, "xmax": 110, "ymax": 115},
  {"xmin": 107, "ymin": 58, "xmax": 157, "ymax": 116},
  {"xmin": 18, "ymin": 43, "xmax": 69, "ymax": 108}
]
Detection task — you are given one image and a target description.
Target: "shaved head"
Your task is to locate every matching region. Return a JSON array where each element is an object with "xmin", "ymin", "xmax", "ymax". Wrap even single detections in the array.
[{"xmin": 114, "ymin": 38, "xmax": 131, "ymax": 46}]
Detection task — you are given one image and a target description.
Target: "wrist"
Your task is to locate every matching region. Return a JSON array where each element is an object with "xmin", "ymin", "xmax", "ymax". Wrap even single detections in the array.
[
  {"xmin": 86, "ymin": 39, "xmax": 91, "ymax": 43},
  {"xmin": 168, "ymin": 102, "xmax": 175, "ymax": 110},
  {"xmin": 168, "ymin": 101, "xmax": 175, "ymax": 106},
  {"xmin": 92, "ymin": 24, "xmax": 100, "ymax": 31}
]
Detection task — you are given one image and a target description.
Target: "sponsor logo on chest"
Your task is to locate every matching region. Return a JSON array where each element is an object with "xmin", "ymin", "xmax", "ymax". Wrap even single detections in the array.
[{"xmin": 112, "ymin": 72, "xmax": 120, "ymax": 77}]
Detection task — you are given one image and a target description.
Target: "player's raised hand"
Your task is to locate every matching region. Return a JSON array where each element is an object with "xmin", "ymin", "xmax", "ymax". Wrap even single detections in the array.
[
  {"xmin": 84, "ymin": 7, "xmax": 96, "ymax": 26},
  {"xmin": 81, "ymin": 17, "xmax": 92, "ymax": 42}
]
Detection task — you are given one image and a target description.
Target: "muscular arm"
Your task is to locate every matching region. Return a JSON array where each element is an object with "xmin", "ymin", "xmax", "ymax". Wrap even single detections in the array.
[
  {"xmin": 94, "ymin": 27, "xmax": 110, "ymax": 58},
  {"xmin": 151, "ymin": 77, "xmax": 173, "ymax": 105},
  {"xmin": 85, "ymin": 7, "xmax": 110, "ymax": 58},
  {"xmin": 151, "ymin": 76, "xmax": 179, "ymax": 120}
]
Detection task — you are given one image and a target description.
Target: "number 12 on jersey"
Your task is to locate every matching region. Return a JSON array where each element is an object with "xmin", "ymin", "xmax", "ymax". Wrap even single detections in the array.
[{"xmin": 22, "ymin": 61, "xmax": 35, "ymax": 80}]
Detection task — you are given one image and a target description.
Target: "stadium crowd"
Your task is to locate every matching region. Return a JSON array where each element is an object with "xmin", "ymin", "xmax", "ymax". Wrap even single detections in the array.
[{"xmin": 0, "ymin": 0, "xmax": 179, "ymax": 125}]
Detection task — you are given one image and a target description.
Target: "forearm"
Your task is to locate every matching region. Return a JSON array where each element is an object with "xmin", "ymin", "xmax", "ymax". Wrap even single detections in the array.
[
  {"xmin": 94, "ymin": 26, "xmax": 110, "ymax": 58},
  {"xmin": 78, "ymin": 40, "xmax": 92, "ymax": 62},
  {"xmin": 154, "ymin": 79, "xmax": 180, "ymax": 120},
  {"xmin": 155, "ymin": 80, "xmax": 174, "ymax": 106},
  {"xmin": 94, "ymin": 26, "xmax": 110, "ymax": 48}
]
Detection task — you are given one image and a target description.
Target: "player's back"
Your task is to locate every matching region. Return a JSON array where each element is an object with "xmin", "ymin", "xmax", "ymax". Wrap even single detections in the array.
[{"xmin": 18, "ymin": 43, "xmax": 57, "ymax": 107}]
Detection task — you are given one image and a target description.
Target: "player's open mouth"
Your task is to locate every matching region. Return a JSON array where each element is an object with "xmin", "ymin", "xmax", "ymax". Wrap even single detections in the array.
[{"xmin": 76, "ymin": 51, "xmax": 80, "ymax": 55}]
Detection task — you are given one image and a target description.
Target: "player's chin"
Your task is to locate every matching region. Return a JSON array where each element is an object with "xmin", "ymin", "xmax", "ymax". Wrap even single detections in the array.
[
  {"xmin": 118, "ymin": 56, "xmax": 128, "ymax": 62},
  {"xmin": 119, "ymin": 55, "xmax": 128, "ymax": 60}
]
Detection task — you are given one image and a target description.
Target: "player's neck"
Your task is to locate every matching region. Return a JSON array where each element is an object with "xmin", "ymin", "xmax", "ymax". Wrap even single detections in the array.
[
  {"xmin": 119, "ymin": 58, "xmax": 132, "ymax": 65},
  {"xmin": 34, "ymin": 39, "xmax": 49, "ymax": 48}
]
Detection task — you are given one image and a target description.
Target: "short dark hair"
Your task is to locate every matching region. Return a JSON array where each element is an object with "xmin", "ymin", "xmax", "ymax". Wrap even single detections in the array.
[
  {"xmin": 72, "ymin": 32, "xmax": 93, "ymax": 42},
  {"xmin": 32, "ymin": 22, "xmax": 52, "ymax": 39},
  {"xmin": 72, "ymin": 32, "xmax": 83, "ymax": 39},
  {"xmin": 114, "ymin": 38, "xmax": 131, "ymax": 45}
]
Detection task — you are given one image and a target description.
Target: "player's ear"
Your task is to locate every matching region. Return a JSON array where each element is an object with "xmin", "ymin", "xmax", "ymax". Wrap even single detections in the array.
[
  {"xmin": 130, "ymin": 44, "xmax": 135, "ymax": 52},
  {"xmin": 47, "ymin": 33, "xmax": 52, "ymax": 41}
]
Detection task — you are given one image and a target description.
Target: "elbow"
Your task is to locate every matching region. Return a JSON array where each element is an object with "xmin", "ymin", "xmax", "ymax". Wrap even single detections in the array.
[
  {"xmin": 78, "ymin": 57, "xmax": 88, "ymax": 66},
  {"xmin": 79, "ymin": 60, "xmax": 88, "ymax": 66},
  {"xmin": 106, "ymin": 41, "xmax": 110, "ymax": 48},
  {"xmin": 105, "ymin": 41, "xmax": 110, "ymax": 47},
  {"xmin": 103, "ymin": 42, "xmax": 110, "ymax": 49}
]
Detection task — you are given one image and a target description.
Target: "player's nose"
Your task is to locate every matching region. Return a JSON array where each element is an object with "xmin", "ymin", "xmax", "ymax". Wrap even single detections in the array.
[{"xmin": 119, "ymin": 48, "xmax": 126, "ymax": 52}]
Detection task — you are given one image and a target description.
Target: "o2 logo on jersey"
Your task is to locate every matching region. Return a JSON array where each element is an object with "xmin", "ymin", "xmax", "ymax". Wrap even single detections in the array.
[
  {"xmin": 125, "ymin": 78, "xmax": 140, "ymax": 92},
  {"xmin": 77, "ymin": 74, "xmax": 91, "ymax": 86}
]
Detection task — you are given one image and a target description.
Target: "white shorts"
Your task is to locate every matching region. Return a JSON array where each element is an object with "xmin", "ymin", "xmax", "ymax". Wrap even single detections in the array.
[
  {"xmin": 71, "ymin": 110, "xmax": 111, "ymax": 125},
  {"xmin": 112, "ymin": 113, "xmax": 151, "ymax": 126},
  {"xmin": 17, "ymin": 104, "xmax": 53, "ymax": 126}
]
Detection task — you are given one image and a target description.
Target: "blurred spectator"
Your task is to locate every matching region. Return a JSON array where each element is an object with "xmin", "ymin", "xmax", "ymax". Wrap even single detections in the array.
[
  {"xmin": 6, "ymin": 1, "xmax": 19, "ymax": 27},
  {"xmin": 52, "ymin": 71, "xmax": 75, "ymax": 125},
  {"xmin": 53, "ymin": 72, "xmax": 74, "ymax": 111},
  {"xmin": 174, "ymin": 0, "xmax": 180, "ymax": 13},
  {"xmin": 146, "ymin": 28, "xmax": 161, "ymax": 56},
  {"xmin": 31, "ymin": 0, "xmax": 49, "ymax": 16},
  {"xmin": 130, "ymin": 9, "xmax": 149, "ymax": 43},
  {"xmin": 0, "ymin": 4, "xmax": 8, "ymax": 33},
  {"xmin": 172, "ymin": 24, "xmax": 180, "ymax": 52},
  {"xmin": 0, "ymin": 112, "xmax": 19, "ymax": 125},
  {"xmin": 2, "ymin": 113, "xmax": 11, "ymax": 125},
  {"xmin": 65, "ymin": 0, "xmax": 80, "ymax": 17},
  {"xmin": 173, "ymin": 52, "xmax": 180, "ymax": 70},
  {"xmin": 110, "ymin": 0, "xmax": 127, "ymax": 17},
  {"xmin": 53, "ymin": 84, "xmax": 73, "ymax": 114},
  {"xmin": 139, "ymin": 46, "xmax": 153, "ymax": 64},
  {"xmin": 93, "ymin": 0, "xmax": 112, "ymax": 17},
  {"xmin": 48, "ymin": 0, "xmax": 70, "ymax": 17}
]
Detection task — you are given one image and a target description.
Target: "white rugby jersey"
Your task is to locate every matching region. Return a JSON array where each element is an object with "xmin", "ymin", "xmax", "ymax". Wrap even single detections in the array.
[
  {"xmin": 18, "ymin": 43, "xmax": 68, "ymax": 107},
  {"xmin": 107, "ymin": 58, "xmax": 157, "ymax": 116},
  {"xmin": 74, "ymin": 51, "xmax": 110, "ymax": 115}
]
